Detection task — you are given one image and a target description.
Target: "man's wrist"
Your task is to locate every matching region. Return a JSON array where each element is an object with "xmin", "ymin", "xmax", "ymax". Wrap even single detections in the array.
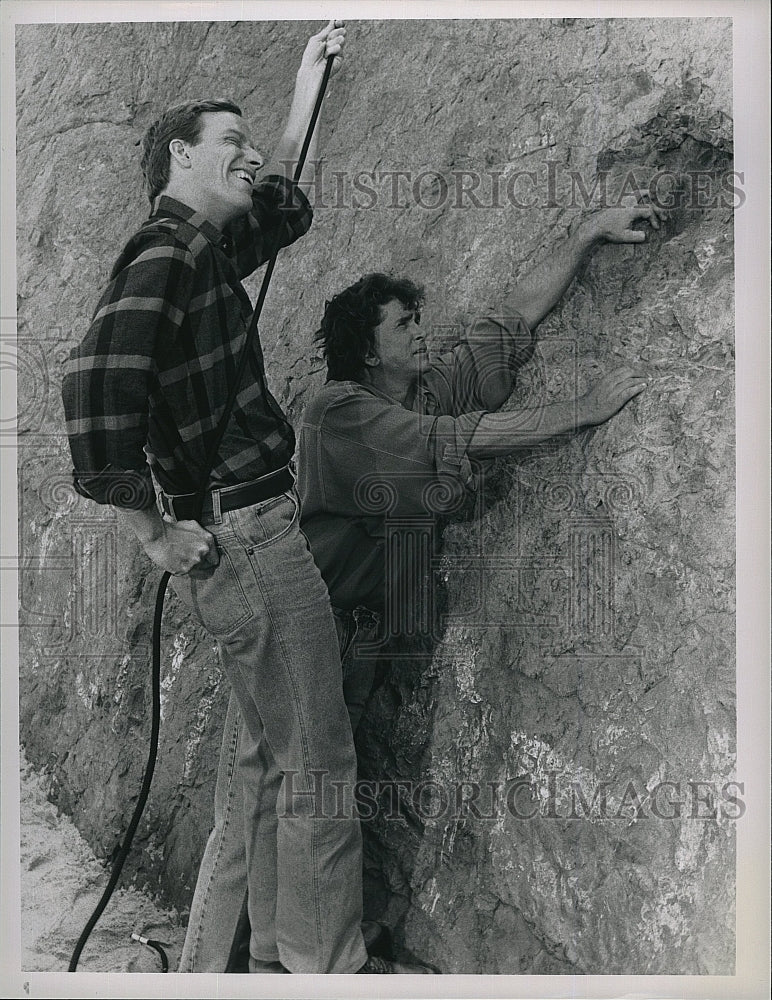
[
  {"xmin": 574, "ymin": 216, "xmax": 604, "ymax": 252},
  {"xmin": 113, "ymin": 504, "xmax": 164, "ymax": 546}
]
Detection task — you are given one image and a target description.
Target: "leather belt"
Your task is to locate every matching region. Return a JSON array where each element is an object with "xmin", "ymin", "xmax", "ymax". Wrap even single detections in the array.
[{"xmin": 159, "ymin": 466, "xmax": 294, "ymax": 523}]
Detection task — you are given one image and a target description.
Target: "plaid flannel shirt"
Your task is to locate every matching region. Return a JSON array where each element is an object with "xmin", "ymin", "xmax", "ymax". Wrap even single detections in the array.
[{"xmin": 62, "ymin": 175, "xmax": 312, "ymax": 510}]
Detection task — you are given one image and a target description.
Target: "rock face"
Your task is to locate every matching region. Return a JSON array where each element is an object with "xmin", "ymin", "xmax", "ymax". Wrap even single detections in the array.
[
  {"xmin": 16, "ymin": 18, "xmax": 735, "ymax": 974},
  {"xmin": 19, "ymin": 749, "xmax": 186, "ymax": 973}
]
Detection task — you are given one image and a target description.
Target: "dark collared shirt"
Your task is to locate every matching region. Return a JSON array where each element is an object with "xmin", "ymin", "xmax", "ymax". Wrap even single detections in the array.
[
  {"xmin": 298, "ymin": 312, "xmax": 532, "ymax": 611},
  {"xmin": 62, "ymin": 175, "xmax": 312, "ymax": 510}
]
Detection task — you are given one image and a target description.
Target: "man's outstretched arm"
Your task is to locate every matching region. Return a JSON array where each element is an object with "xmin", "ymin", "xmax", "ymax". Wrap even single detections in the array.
[
  {"xmin": 269, "ymin": 20, "xmax": 346, "ymax": 194},
  {"xmin": 467, "ymin": 365, "xmax": 647, "ymax": 458},
  {"xmin": 508, "ymin": 202, "xmax": 666, "ymax": 330}
]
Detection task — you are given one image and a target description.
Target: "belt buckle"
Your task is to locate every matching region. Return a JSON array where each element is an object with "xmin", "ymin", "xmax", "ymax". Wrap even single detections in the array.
[
  {"xmin": 168, "ymin": 493, "xmax": 183, "ymax": 521},
  {"xmin": 161, "ymin": 491, "xmax": 188, "ymax": 522},
  {"xmin": 159, "ymin": 492, "xmax": 174, "ymax": 519}
]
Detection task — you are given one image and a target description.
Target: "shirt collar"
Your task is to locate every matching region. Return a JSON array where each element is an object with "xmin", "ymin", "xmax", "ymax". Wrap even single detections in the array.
[
  {"xmin": 149, "ymin": 195, "xmax": 226, "ymax": 247},
  {"xmin": 346, "ymin": 377, "xmax": 424, "ymax": 410}
]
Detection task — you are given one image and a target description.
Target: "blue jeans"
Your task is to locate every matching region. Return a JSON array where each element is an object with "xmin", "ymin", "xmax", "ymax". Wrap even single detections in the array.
[
  {"xmin": 177, "ymin": 594, "xmax": 381, "ymax": 973},
  {"xmin": 170, "ymin": 489, "xmax": 368, "ymax": 973}
]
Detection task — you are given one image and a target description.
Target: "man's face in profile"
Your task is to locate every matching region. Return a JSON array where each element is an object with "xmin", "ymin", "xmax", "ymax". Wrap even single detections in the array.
[
  {"xmin": 370, "ymin": 299, "xmax": 429, "ymax": 378},
  {"xmin": 181, "ymin": 111, "xmax": 264, "ymax": 227}
]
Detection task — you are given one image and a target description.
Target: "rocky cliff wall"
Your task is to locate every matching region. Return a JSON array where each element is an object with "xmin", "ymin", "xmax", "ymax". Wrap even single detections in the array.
[{"xmin": 16, "ymin": 18, "xmax": 735, "ymax": 974}]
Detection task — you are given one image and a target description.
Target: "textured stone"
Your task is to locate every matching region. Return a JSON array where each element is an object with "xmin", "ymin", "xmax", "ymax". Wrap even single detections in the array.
[{"xmin": 16, "ymin": 18, "xmax": 735, "ymax": 974}]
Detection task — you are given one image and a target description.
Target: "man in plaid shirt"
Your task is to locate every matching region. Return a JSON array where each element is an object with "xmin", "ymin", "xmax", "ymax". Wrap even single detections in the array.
[{"xmin": 62, "ymin": 21, "xmax": 392, "ymax": 976}]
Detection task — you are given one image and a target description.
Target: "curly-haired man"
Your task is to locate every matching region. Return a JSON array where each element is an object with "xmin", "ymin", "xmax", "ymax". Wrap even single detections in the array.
[{"xmin": 191, "ymin": 199, "xmax": 665, "ymax": 971}]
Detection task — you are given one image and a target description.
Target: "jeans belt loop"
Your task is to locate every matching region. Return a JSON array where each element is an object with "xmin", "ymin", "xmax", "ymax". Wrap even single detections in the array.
[{"xmin": 211, "ymin": 487, "xmax": 222, "ymax": 525}]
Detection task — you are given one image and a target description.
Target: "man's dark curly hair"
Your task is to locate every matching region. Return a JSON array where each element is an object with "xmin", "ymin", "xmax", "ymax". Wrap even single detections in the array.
[
  {"xmin": 315, "ymin": 273, "xmax": 425, "ymax": 381},
  {"xmin": 139, "ymin": 98, "xmax": 242, "ymax": 201}
]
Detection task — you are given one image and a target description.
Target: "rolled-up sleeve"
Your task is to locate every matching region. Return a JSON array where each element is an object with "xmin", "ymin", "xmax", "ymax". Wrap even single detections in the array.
[
  {"xmin": 426, "ymin": 311, "xmax": 534, "ymax": 414},
  {"xmin": 228, "ymin": 174, "xmax": 313, "ymax": 279}
]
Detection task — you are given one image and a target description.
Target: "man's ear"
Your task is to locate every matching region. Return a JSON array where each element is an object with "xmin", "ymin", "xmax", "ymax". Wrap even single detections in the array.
[
  {"xmin": 169, "ymin": 139, "xmax": 191, "ymax": 168},
  {"xmin": 363, "ymin": 351, "xmax": 380, "ymax": 368}
]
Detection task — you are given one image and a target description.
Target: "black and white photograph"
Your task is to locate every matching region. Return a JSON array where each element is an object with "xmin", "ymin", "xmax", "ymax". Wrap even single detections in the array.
[{"xmin": 1, "ymin": 1, "xmax": 769, "ymax": 997}]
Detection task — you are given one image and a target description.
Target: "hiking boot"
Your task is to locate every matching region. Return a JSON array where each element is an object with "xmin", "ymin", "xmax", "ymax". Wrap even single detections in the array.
[
  {"xmin": 229, "ymin": 917, "xmax": 393, "ymax": 972},
  {"xmin": 357, "ymin": 955, "xmax": 436, "ymax": 974}
]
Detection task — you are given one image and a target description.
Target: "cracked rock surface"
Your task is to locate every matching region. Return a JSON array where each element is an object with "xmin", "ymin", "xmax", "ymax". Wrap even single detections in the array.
[{"xmin": 16, "ymin": 18, "xmax": 735, "ymax": 974}]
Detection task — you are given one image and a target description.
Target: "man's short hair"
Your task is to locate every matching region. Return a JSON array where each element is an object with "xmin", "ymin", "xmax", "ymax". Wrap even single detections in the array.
[
  {"xmin": 316, "ymin": 273, "xmax": 425, "ymax": 381},
  {"xmin": 139, "ymin": 98, "xmax": 243, "ymax": 201}
]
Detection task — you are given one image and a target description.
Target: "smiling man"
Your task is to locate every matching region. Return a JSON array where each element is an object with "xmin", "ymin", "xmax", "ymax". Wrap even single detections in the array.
[{"xmin": 60, "ymin": 22, "xmax": 397, "ymax": 976}]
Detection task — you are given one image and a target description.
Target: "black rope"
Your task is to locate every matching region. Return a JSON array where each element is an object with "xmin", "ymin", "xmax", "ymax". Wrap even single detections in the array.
[
  {"xmin": 131, "ymin": 932, "xmax": 170, "ymax": 972},
  {"xmin": 68, "ymin": 576, "xmax": 165, "ymax": 972},
  {"xmin": 68, "ymin": 53, "xmax": 334, "ymax": 973}
]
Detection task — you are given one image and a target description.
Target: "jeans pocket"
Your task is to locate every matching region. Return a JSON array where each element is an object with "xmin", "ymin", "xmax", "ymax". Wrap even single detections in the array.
[
  {"xmin": 232, "ymin": 491, "xmax": 300, "ymax": 552},
  {"xmin": 171, "ymin": 545, "xmax": 252, "ymax": 637}
]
